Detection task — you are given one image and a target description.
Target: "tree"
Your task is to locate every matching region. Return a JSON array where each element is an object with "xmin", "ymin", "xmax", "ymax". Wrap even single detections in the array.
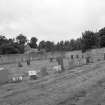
[
  {"xmin": 99, "ymin": 27, "xmax": 105, "ymax": 36},
  {"xmin": 0, "ymin": 44, "xmax": 19, "ymax": 54},
  {"xmin": 45, "ymin": 41, "xmax": 54, "ymax": 52},
  {"xmin": 38, "ymin": 40, "xmax": 55, "ymax": 52},
  {"xmin": 81, "ymin": 30, "xmax": 96, "ymax": 52},
  {"xmin": 38, "ymin": 40, "xmax": 46, "ymax": 50},
  {"xmin": 64, "ymin": 41, "xmax": 70, "ymax": 51},
  {"xmin": 16, "ymin": 34, "xmax": 27, "ymax": 45},
  {"xmin": 75, "ymin": 38, "xmax": 82, "ymax": 50},
  {"xmin": 29, "ymin": 37, "xmax": 38, "ymax": 48},
  {"xmin": 0, "ymin": 35, "xmax": 8, "ymax": 45},
  {"xmin": 69, "ymin": 39, "xmax": 76, "ymax": 51},
  {"xmin": 99, "ymin": 27, "xmax": 105, "ymax": 47}
]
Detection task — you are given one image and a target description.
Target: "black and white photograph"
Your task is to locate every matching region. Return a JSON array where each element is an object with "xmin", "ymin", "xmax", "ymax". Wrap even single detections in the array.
[{"xmin": 0, "ymin": 0, "xmax": 105, "ymax": 105}]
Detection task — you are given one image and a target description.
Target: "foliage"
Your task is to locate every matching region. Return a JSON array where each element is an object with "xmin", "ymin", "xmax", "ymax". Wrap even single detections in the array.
[
  {"xmin": 16, "ymin": 34, "xmax": 27, "ymax": 45},
  {"xmin": 0, "ymin": 27, "xmax": 105, "ymax": 54},
  {"xmin": 81, "ymin": 31, "xmax": 96, "ymax": 52},
  {"xmin": 98, "ymin": 27, "xmax": 105, "ymax": 47},
  {"xmin": 29, "ymin": 37, "xmax": 38, "ymax": 48}
]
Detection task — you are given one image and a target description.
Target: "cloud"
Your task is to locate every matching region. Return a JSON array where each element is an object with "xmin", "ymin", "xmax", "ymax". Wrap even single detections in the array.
[{"xmin": 0, "ymin": 0, "xmax": 104, "ymax": 42}]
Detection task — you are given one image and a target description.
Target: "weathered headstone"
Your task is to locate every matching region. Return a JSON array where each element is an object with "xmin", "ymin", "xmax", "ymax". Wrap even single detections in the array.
[
  {"xmin": 86, "ymin": 56, "xmax": 90, "ymax": 64},
  {"xmin": 49, "ymin": 57, "xmax": 53, "ymax": 62},
  {"xmin": 56, "ymin": 57, "xmax": 64, "ymax": 71},
  {"xmin": 27, "ymin": 59, "xmax": 30, "ymax": 66},
  {"xmin": 71, "ymin": 55, "xmax": 74, "ymax": 60},
  {"xmin": 68, "ymin": 55, "xmax": 75, "ymax": 69},
  {"xmin": 18, "ymin": 61, "xmax": 23, "ymax": 67},
  {"xmin": 28, "ymin": 71, "xmax": 38, "ymax": 80},
  {"xmin": 40, "ymin": 66, "xmax": 48, "ymax": 76},
  {"xmin": 0, "ymin": 68, "xmax": 9, "ymax": 84},
  {"xmin": 76, "ymin": 55, "xmax": 79, "ymax": 59},
  {"xmin": 82, "ymin": 55, "xmax": 84, "ymax": 58},
  {"xmin": 104, "ymin": 53, "xmax": 105, "ymax": 60}
]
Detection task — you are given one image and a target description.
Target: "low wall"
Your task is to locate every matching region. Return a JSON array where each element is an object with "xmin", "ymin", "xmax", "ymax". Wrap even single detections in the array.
[{"xmin": 0, "ymin": 48, "xmax": 105, "ymax": 65}]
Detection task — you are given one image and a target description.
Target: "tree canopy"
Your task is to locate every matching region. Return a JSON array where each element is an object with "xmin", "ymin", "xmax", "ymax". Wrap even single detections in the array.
[{"xmin": 0, "ymin": 27, "xmax": 105, "ymax": 54}]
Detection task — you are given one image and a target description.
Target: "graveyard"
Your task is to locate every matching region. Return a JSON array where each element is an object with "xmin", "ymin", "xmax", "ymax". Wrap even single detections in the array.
[{"xmin": 0, "ymin": 48, "xmax": 105, "ymax": 105}]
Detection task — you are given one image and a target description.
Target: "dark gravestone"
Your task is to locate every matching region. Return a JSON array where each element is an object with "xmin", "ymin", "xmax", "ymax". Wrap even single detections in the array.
[
  {"xmin": 27, "ymin": 59, "xmax": 30, "ymax": 66},
  {"xmin": 18, "ymin": 62, "xmax": 23, "ymax": 67},
  {"xmin": 86, "ymin": 56, "xmax": 90, "ymax": 64},
  {"xmin": 49, "ymin": 57, "xmax": 53, "ymax": 62},
  {"xmin": 104, "ymin": 53, "xmax": 105, "ymax": 60},
  {"xmin": 82, "ymin": 55, "xmax": 84, "ymax": 58},
  {"xmin": 30, "ymin": 75, "xmax": 38, "ymax": 80},
  {"xmin": 76, "ymin": 55, "xmax": 79, "ymax": 59},
  {"xmin": 71, "ymin": 55, "xmax": 74, "ymax": 60}
]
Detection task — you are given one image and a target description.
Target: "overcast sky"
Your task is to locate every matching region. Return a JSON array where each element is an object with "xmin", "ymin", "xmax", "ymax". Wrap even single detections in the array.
[{"xmin": 0, "ymin": 0, "xmax": 105, "ymax": 42}]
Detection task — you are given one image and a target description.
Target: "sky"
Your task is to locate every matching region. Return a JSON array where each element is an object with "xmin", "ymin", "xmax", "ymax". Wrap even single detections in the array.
[{"xmin": 0, "ymin": 0, "xmax": 105, "ymax": 42}]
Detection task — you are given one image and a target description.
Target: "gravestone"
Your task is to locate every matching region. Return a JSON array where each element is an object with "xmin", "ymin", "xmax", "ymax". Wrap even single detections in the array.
[
  {"xmin": 76, "ymin": 55, "xmax": 79, "ymax": 59},
  {"xmin": 104, "ymin": 53, "xmax": 105, "ymax": 60},
  {"xmin": 0, "ymin": 68, "xmax": 9, "ymax": 84},
  {"xmin": 68, "ymin": 55, "xmax": 74, "ymax": 69},
  {"xmin": 40, "ymin": 66, "xmax": 48, "ymax": 77},
  {"xmin": 27, "ymin": 59, "xmax": 30, "ymax": 66},
  {"xmin": 49, "ymin": 57, "xmax": 53, "ymax": 62},
  {"xmin": 86, "ymin": 56, "xmax": 90, "ymax": 64},
  {"xmin": 18, "ymin": 61, "xmax": 23, "ymax": 67},
  {"xmin": 71, "ymin": 55, "xmax": 74, "ymax": 60},
  {"xmin": 56, "ymin": 57, "xmax": 64, "ymax": 71}
]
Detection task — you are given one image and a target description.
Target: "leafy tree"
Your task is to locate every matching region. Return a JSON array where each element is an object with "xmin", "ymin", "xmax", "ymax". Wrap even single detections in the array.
[
  {"xmin": 75, "ymin": 38, "xmax": 82, "ymax": 50},
  {"xmin": 29, "ymin": 37, "xmax": 38, "ymax": 48},
  {"xmin": 99, "ymin": 27, "xmax": 105, "ymax": 47},
  {"xmin": 45, "ymin": 41, "xmax": 54, "ymax": 52},
  {"xmin": 16, "ymin": 34, "xmax": 27, "ymax": 45},
  {"xmin": 0, "ymin": 44, "xmax": 19, "ymax": 54},
  {"xmin": 64, "ymin": 41, "xmax": 70, "ymax": 51},
  {"xmin": 99, "ymin": 27, "xmax": 105, "ymax": 36},
  {"xmin": 81, "ymin": 31, "xmax": 96, "ymax": 52},
  {"xmin": 69, "ymin": 39, "xmax": 76, "ymax": 51},
  {"xmin": 0, "ymin": 35, "xmax": 8, "ymax": 45},
  {"xmin": 38, "ymin": 40, "xmax": 54, "ymax": 52},
  {"xmin": 38, "ymin": 40, "xmax": 46, "ymax": 50}
]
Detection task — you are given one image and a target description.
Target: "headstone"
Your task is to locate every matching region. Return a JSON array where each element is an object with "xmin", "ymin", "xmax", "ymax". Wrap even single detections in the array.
[
  {"xmin": 104, "ymin": 53, "xmax": 105, "ymax": 60},
  {"xmin": 49, "ymin": 57, "xmax": 53, "ymax": 62},
  {"xmin": 53, "ymin": 65, "xmax": 62, "ymax": 73},
  {"xmin": 27, "ymin": 59, "xmax": 30, "ymax": 66},
  {"xmin": 28, "ymin": 70, "xmax": 38, "ymax": 80},
  {"xmin": 0, "ymin": 68, "xmax": 9, "ymax": 84},
  {"xmin": 56, "ymin": 57, "xmax": 64, "ymax": 71},
  {"xmin": 18, "ymin": 61, "xmax": 23, "ymax": 67},
  {"xmin": 82, "ymin": 55, "xmax": 84, "ymax": 58},
  {"xmin": 11, "ymin": 76, "xmax": 23, "ymax": 83},
  {"xmin": 86, "ymin": 56, "xmax": 90, "ymax": 64},
  {"xmin": 40, "ymin": 66, "xmax": 48, "ymax": 76},
  {"xmin": 76, "ymin": 55, "xmax": 79, "ymax": 59},
  {"xmin": 71, "ymin": 55, "xmax": 74, "ymax": 59}
]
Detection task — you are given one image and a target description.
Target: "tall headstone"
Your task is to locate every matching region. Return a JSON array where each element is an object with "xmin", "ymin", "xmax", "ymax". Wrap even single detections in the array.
[
  {"xmin": 27, "ymin": 59, "xmax": 30, "ymax": 66},
  {"xmin": 86, "ymin": 56, "xmax": 90, "ymax": 64},
  {"xmin": 104, "ymin": 53, "xmax": 105, "ymax": 60},
  {"xmin": 68, "ymin": 55, "xmax": 74, "ymax": 69},
  {"xmin": 56, "ymin": 57, "xmax": 64, "ymax": 71}
]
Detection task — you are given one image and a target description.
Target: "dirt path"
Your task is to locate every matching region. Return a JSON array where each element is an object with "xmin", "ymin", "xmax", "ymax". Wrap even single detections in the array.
[{"xmin": 0, "ymin": 62, "xmax": 105, "ymax": 105}]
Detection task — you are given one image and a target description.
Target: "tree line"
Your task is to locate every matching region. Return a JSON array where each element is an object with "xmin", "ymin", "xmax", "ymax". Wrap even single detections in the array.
[{"xmin": 0, "ymin": 27, "xmax": 105, "ymax": 54}]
